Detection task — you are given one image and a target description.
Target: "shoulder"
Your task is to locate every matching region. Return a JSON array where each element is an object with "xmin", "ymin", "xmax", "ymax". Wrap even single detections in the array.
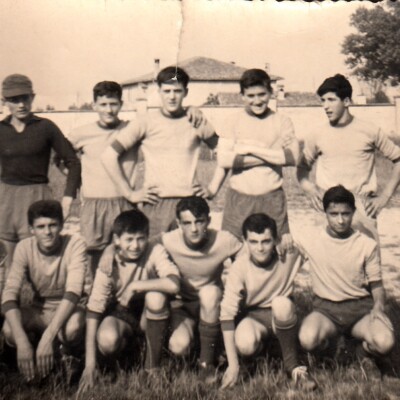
[
  {"xmin": 352, "ymin": 230, "xmax": 378, "ymax": 251},
  {"xmin": 215, "ymin": 229, "xmax": 242, "ymax": 250},
  {"xmin": 161, "ymin": 229, "xmax": 181, "ymax": 250}
]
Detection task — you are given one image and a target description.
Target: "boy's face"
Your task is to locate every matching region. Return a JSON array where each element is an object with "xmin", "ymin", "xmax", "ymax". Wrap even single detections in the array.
[
  {"xmin": 319, "ymin": 92, "xmax": 350, "ymax": 125},
  {"xmin": 3, "ymin": 94, "xmax": 35, "ymax": 121},
  {"xmin": 30, "ymin": 217, "xmax": 63, "ymax": 253},
  {"xmin": 92, "ymin": 95, "xmax": 122, "ymax": 127},
  {"xmin": 245, "ymin": 229, "xmax": 276, "ymax": 265},
  {"xmin": 114, "ymin": 231, "xmax": 148, "ymax": 261},
  {"xmin": 242, "ymin": 85, "xmax": 271, "ymax": 116},
  {"xmin": 177, "ymin": 210, "xmax": 210, "ymax": 248},
  {"xmin": 158, "ymin": 82, "xmax": 188, "ymax": 116},
  {"xmin": 325, "ymin": 202, "xmax": 354, "ymax": 237}
]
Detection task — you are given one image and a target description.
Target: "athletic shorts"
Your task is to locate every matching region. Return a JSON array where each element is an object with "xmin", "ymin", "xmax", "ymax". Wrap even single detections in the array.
[
  {"xmin": 0, "ymin": 183, "xmax": 53, "ymax": 242},
  {"xmin": 105, "ymin": 298, "xmax": 145, "ymax": 331},
  {"xmin": 236, "ymin": 307, "xmax": 274, "ymax": 332},
  {"xmin": 312, "ymin": 296, "xmax": 378, "ymax": 333},
  {"xmin": 80, "ymin": 197, "xmax": 135, "ymax": 251},
  {"xmin": 221, "ymin": 187, "xmax": 289, "ymax": 239},
  {"xmin": 142, "ymin": 198, "xmax": 181, "ymax": 238},
  {"xmin": 171, "ymin": 298, "xmax": 200, "ymax": 323}
]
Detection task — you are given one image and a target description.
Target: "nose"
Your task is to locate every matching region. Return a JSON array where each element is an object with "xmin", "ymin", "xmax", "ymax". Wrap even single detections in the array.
[
  {"xmin": 257, "ymin": 243, "xmax": 264, "ymax": 252},
  {"xmin": 105, "ymin": 104, "xmax": 113, "ymax": 112},
  {"xmin": 44, "ymin": 226, "xmax": 52, "ymax": 235},
  {"xmin": 338, "ymin": 214, "xmax": 344, "ymax": 224},
  {"xmin": 190, "ymin": 222, "xmax": 198, "ymax": 233},
  {"xmin": 130, "ymin": 239, "xmax": 139, "ymax": 251}
]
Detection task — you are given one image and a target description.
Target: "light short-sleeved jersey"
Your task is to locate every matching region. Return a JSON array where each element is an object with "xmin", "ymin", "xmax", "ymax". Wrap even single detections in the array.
[
  {"xmin": 87, "ymin": 242, "xmax": 179, "ymax": 315},
  {"xmin": 69, "ymin": 120, "xmax": 138, "ymax": 198},
  {"xmin": 161, "ymin": 229, "xmax": 243, "ymax": 301},
  {"xmin": 112, "ymin": 109, "xmax": 216, "ymax": 197},
  {"xmin": 302, "ymin": 117, "xmax": 400, "ymax": 195},
  {"xmin": 294, "ymin": 227, "xmax": 381, "ymax": 301},
  {"xmin": 219, "ymin": 109, "xmax": 296, "ymax": 195}
]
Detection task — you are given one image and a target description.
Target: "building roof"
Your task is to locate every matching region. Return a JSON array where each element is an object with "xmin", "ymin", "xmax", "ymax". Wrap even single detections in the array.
[
  {"xmin": 121, "ymin": 57, "xmax": 283, "ymax": 87},
  {"xmin": 217, "ymin": 91, "xmax": 320, "ymax": 107}
]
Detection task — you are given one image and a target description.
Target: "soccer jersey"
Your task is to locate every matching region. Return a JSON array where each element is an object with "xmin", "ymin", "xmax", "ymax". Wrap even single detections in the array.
[
  {"xmin": 111, "ymin": 109, "xmax": 217, "ymax": 198},
  {"xmin": 294, "ymin": 227, "xmax": 381, "ymax": 301},
  {"xmin": 161, "ymin": 229, "xmax": 243, "ymax": 301},
  {"xmin": 0, "ymin": 114, "xmax": 81, "ymax": 197},
  {"xmin": 2, "ymin": 234, "xmax": 90, "ymax": 311},
  {"xmin": 69, "ymin": 120, "xmax": 138, "ymax": 198},
  {"xmin": 219, "ymin": 109, "xmax": 297, "ymax": 195},
  {"xmin": 86, "ymin": 242, "xmax": 179, "ymax": 316},
  {"xmin": 220, "ymin": 249, "xmax": 301, "ymax": 329},
  {"xmin": 302, "ymin": 117, "xmax": 400, "ymax": 195}
]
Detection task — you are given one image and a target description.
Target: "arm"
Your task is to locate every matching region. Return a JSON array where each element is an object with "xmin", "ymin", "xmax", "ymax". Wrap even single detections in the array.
[
  {"xmin": 365, "ymin": 161, "xmax": 400, "ymax": 218},
  {"xmin": 221, "ymin": 329, "xmax": 240, "ymax": 389},
  {"xmin": 101, "ymin": 145, "xmax": 159, "ymax": 204},
  {"xmin": 204, "ymin": 165, "xmax": 229, "ymax": 199},
  {"xmin": 296, "ymin": 164, "xmax": 324, "ymax": 212},
  {"xmin": 369, "ymin": 281, "xmax": 392, "ymax": 330},
  {"xmin": 78, "ymin": 317, "xmax": 100, "ymax": 393}
]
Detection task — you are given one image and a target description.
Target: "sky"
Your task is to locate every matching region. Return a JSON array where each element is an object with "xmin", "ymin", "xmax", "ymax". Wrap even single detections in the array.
[{"xmin": 0, "ymin": 0, "xmax": 373, "ymax": 109}]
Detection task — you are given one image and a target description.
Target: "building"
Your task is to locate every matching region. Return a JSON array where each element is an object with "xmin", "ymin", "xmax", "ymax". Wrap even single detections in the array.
[{"xmin": 120, "ymin": 56, "xmax": 283, "ymax": 109}]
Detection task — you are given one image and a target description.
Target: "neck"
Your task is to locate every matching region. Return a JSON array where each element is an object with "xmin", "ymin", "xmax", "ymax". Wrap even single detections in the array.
[
  {"xmin": 331, "ymin": 112, "xmax": 353, "ymax": 127},
  {"xmin": 98, "ymin": 119, "xmax": 121, "ymax": 129},
  {"xmin": 245, "ymin": 107, "xmax": 270, "ymax": 119},
  {"xmin": 250, "ymin": 250, "xmax": 277, "ymax": 269},
  {"xmin": 326, "ymin": 226, "xmax": 353, "ymax": 239},
  {"xmin": 11, "ymin": 114, "xmax": 31, "ymax": 127},
  {"xmin": 37, "ymin": 237, "xmax": 62, "ymax": 256},
  {"xmin": 184, "ymin": 234, "xmax": 209, "ymax": 251},
  {"xmin": 161, "ymin": 107, "xmax": 186, "ymax": 118}
]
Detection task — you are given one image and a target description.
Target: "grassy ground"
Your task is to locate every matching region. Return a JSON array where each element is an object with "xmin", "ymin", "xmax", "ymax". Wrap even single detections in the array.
[{"xmin": 2, "ymin": 152, "xmax": 400, "ymax": 399}]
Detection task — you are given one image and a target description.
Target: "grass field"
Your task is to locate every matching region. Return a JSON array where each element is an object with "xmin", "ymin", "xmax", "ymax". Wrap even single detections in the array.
[{"xmin": 1, "ymin": 153, "xmax": 400, "ymax": 399}]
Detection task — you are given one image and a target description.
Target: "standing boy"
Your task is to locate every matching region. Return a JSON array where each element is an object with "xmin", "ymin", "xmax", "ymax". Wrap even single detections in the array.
[
  {"xmin": 2, "ymin": 200, "xmax": 90, "ymax": 382},
  {"xmin": 78, "ymin": 210, "xmax": 180, "ymax": 392},
  {"xmin": 297, "ymin": 74, "xmax": 400, "ymax": 240},
  {"xmin": 208, "ymin": 69, "xmax": 300, "ymax": 242},
  {"xmin": 68, "ymin": 81, "xmax": 149, "ymax": 274},
  {"xmin": 160, "ymin": 197, "xmax": 242, "ymax": 382},
  {"xmin": 220, "ymin": 213, "xmax": 315, "ymax": 390},
  {"xmin": 297, "ymin": 186, "xmax": 395, "ymax": 371},
  {"xmin": 0, "ymin": 74, "xmax": 81, "ymax": 270},
  {"xmin": 102, "ymin": 67, "xmax": 219, "ymax": 237}
]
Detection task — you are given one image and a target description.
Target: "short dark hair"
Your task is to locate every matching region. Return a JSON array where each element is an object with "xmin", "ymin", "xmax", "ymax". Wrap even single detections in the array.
[
  {"xmin": 156, "ymin": 66, "xmax": 190, "ymax": 88},
  {"xmin": 113, "ymin": 209, "xmax": 149, "ymax": 237},
  {"xmin": 28, "ymin": 200, "xmax": 63, "ymax": 226},
  {"xmin": 240, "ymin": 69, "xmax": 272, "ymax": 94},
  {"xmin": 176, "ymin": 196, "xmax": 210, "ymax": 219},
  {"xmin": 93, "ymin": 81, "xmax": 122, "ymax": 101},
  {"xmin": 317, "ymin": 74, "xmax": 352, "ymax": 100},
  {"xmin": 242, "ymin": 213, "xmax": 277, "ymax": 240},
  {"xmin": 322, "ymin": 185, "xmax": 356, "ymax": 211}
]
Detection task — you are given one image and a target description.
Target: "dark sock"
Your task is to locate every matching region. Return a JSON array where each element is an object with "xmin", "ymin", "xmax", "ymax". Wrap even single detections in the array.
[
  {"xmin": 274, "ymin": 316, "xmax": 299, "ymax": 374},
  {"xmin": 145, "ymin": 318, "xmax": 168, "ymax": 370},
  {"xmin": 198, "ymin": 320, "xmax": 220, "ymax": 366}
]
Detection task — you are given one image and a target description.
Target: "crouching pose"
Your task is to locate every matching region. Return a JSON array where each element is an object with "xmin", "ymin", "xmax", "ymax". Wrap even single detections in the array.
[
  {"xmin": 220, "ymin": 213, "xmax": 316, "ymax": 390},
  {"xmin": 2, "ymin": 200, "xmax": 90, "ymax": 382},
  {"xmin": 297, "ymin": 186, "xmax": 395, "ymax": 370},
  {"xmin": 160, "ymin": 197, "xmax": 243, "ymax": 383},
  {"xmin": 78, "ymin": 210, "xmax": 180, "ymax": 392}
]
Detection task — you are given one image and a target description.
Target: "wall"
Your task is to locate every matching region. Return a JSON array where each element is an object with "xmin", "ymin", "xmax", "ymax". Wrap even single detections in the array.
[{"xmin": 6, "ymin": 102, "xmax": 398, "ymax": 140}]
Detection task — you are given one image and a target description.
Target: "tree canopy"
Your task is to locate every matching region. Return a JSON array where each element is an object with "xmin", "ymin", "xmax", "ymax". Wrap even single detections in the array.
[{"xmin": 342, "ymin": 2, "xmax": 400, "ymax": 86}]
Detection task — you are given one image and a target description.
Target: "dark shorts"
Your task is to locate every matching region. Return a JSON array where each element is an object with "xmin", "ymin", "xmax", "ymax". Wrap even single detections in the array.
[
  {"xmin": 313, "ymin": 296, "xmax": 374, "ymax": 333},
  {"xmin": 237, "ymin": 307, "xmax": 273, "ymax": 331},
  {"xmin": 171, "ymin": 299, "xmax": 200, "ymax": 323},
  {"xmin": 106, "ymin": 298, "xmax": 145, "ymax": 331},
  {"xmin": 142, "ymin": 198, "xmax": 181, "ymax": 238},
  {"xmin": 80, "ymin": 197, "xmax": 135, "ymax": 251},
  {"xmin": 221, "ymin": 187, "xmax": 289, "ymax": 239},
  {"xmin": 0, "ymin": 183, "xmax": 53, "ymax": 242}
]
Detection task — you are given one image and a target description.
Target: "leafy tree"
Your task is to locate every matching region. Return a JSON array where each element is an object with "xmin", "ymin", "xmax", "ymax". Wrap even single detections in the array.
[{"xmin": 342, "ymin": 3, "xmax": 400, "ymax": 87}]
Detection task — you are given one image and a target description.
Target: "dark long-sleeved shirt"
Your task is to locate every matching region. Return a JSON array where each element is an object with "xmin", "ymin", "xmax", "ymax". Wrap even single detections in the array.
[{"xmin": 0, "ymin": 114, "xmax": 81, "ymax": 197}]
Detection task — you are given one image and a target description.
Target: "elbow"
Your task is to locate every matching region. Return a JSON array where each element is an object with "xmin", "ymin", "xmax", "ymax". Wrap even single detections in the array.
[{"xmin": 166, "ymin": 276, "xmax": 180, "ymax": 294}]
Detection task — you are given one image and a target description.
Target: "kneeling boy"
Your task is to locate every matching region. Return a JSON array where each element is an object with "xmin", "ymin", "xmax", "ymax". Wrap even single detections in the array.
[
  {"xmin": 160, "ymin": 197, "xmax": 243, "ymax": 382},
  {"xmin": 79, "ymin": 210, "xmax": 180, "ymax": 392},
  {"xmin": 220, "ymin": 213, "xmax": 315, "ymax": 390},
  {"xmin": 297, "ymin": 185, "xmax": 395, "ymax": 370},
  {"xmin": 2, "ymin": 200, "xmax": 90, "ymax": 382}
]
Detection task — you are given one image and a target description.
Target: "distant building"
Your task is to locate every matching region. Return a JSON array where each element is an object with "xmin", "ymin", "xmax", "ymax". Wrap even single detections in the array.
[{"xmin": 121, "ymin": 56, "xmax": 283, "ymax": 108}]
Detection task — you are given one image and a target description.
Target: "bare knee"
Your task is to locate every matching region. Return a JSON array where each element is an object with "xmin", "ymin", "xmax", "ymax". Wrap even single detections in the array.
[
  {"xmin": 97, "ymin": 326, "xmax": 121, "ymax": 356},
  {"xmin": 271, "ymin": 297, "xmax": 295, "ymax": 322},
  {"xmin": 60, "ymin": 310, "xmax": 85, "ymax": 345},
  {"xmin": 145, "ymin": 292, "xmax": 168, "ymax": 319},
  {"xmin": 169, "ymin": 330, "xmax": 191, "ymax": 356},
  {"xmin": 369, "ymin": 329, "xmax": 395, "ymax": 355},
  {"xmin": 299, "ymin": 321, "xmax": 320, "ymax": 351},
  {"xmin": 235, "ymin": 330, "xmax": 259, "ymax": 356},
  {"xmin": 199, "ymin": 285, "xmax": 222, "ymax": 313}
]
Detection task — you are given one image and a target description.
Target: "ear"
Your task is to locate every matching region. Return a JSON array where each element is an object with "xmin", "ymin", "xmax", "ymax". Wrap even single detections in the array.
[
  {"xmin": 112, "ymin": 233, "xmax": 120, "ymax": 246},
  {"xmin": 184, "ymin": 88, "xmax": 188, "ymax": 98},
  {"xmin": 29, "ymin": 225, "xmax": 35, "ymax": 235},
  {"xmin": 343, "ymin": 97, "xmax": 351, "ymax": 107}
]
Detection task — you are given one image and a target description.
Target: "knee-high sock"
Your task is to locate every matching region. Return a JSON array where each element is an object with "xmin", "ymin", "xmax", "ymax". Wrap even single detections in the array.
[
  {"xmin": 145, "ymin": 317, "xmax": 169, "ymax": 370},
  {"xmin": 274, "ymin": 314, "xmax": 299, "ymax": 374},
  {"xmin": 199, "ymin": 320, "xmax": 220, "ymax": 366}
]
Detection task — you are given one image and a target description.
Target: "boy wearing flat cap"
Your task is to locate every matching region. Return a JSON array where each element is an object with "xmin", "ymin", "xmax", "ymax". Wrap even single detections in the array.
[
  {"xmin": 0, "ymin": 74, "xmax": 81, "ymax": 278},
  {"xmin": 297, "ymin": 74, "xmax": 400, "ymax": 242}
]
